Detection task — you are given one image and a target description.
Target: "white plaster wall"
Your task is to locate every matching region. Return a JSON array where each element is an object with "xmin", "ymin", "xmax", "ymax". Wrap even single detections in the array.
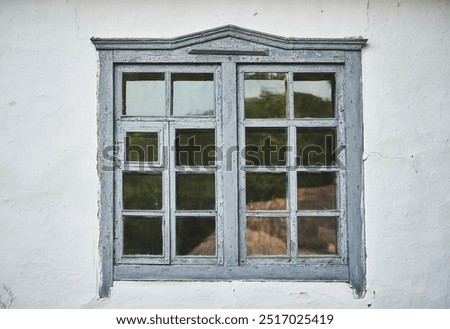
[{"xmin": 0, "ymin": 0, "xmax": 449, "ymax": 308}]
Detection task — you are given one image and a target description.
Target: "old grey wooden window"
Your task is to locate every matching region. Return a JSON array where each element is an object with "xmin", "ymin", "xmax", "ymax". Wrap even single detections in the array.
[{"xmin": 92, "ymin": 26, "xmax": 366, "ymax": 298}]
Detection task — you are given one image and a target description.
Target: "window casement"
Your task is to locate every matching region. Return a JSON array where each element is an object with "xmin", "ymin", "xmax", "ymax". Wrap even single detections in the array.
[{"xmin": 92, "ymin": 26, "xmax": 366, "ymax": 298}]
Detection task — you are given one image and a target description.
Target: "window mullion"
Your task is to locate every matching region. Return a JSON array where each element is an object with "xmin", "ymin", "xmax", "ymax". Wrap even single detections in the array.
[{"xmin": 221, "ymin": 61, "xmax": 239, "ymax": 267}]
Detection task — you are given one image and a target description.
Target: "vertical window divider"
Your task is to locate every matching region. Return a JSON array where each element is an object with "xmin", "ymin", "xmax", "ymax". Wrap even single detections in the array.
[
  {"xmin": 168, "ymin": 121, "xmax": 176, "ymax": 264},
  {"xmin": 163, "ymin": 122, "xmax": 171, "ymax": 265},
  {"xmin": 215, "ymin": 65, "xmax": 224, "ymax": 266}
]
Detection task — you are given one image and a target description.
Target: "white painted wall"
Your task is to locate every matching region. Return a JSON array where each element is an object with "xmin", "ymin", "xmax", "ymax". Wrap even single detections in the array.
[{"xmin": 0, "ymin": 0, "xmax": 449, "ymax": 308}]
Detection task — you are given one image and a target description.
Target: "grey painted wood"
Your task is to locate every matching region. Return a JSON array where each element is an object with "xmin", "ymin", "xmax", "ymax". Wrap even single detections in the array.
[
  {"xmin": 93, "ymin": 25, "xmax": 366, "ymax": 297},
  {"xmin": 97, "ymin": 50, "xmax": 114, "ymax": 298}
]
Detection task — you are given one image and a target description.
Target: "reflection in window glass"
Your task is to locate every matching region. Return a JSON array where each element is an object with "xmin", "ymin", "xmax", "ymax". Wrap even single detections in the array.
[
  {"xmin": 176, "ymin": 174, "xmax": 215, "ymax": 210},
  {"xmin": 246, "ymin": 217, "xmax": 287, "ymax": 256},
  {"xmin": 123, "ymin": 217, "xmax": 163, "ymax": 255},
  {"xmin": 244, "ymin": 72, "xmax": 287, "ymax": 118},
  {"xmin": 245, "ymin": 128, "xmax": 287, "ymax": 166},
  {"xmin": 124, "ymin": 73, "xmax": 165, "ymax": 116},
  {"xmin": 172, "ymin": 73, "xmax": 214, "ymax": 116},
  {"xmin": 297, "ymin": 128, "xmax": 336, "ymax": 167},
  {"xmin": 294, "ymin": 73, "xmax": 335, "ymax": 118},
  {"xmin": 297, "ymin": 172, "xmax": 337, "ymax": 210},
  {"xmin": 176, "ymin": 217, "xmax": 215, "ymax": 256},
  {"xmin": 176, "ymin": 129, "xmax": 216, "ymax": 166},
  {"xmin": 126, "ymin": 132, "xmax": 158, "ymax": 162},
  {"xmin": 123, "ymin": 173, "xmax": 162, "ymax": 210},
  {"xmin": 298, "ymin": 217, "xmax": 337, "ymax": 255},
  {"xmin": 246, "ymin": 173, "xmax": 287, "ymax": 210}
]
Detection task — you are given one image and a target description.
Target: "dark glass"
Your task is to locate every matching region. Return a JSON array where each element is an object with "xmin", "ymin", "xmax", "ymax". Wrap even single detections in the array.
[
  {"xmin": 298, "ymin": 217, "xmax": 337, "ymax": 255},
  {"xmin": 297, "ymin": 128, "xmax": 336, "ymax": 167},
  {"xmin": 297, "ymin": 172, "xmax": 337, "ymax": 210},
  {"xmin": 244, "ymin": 73, "xmax": 287, "ymax": 118},
  {"xmin": 245, "ymin": 128, "xmax": 287, "ymax": 166},
  {"xmin": 246, "ymin": 217, "xmax": 287, "ymax": 256},
  {"xmin": 176, "ymin": 174, "xmax": 215, "ymax": 210},
  {"xmin": 123, "ymin": 217, "xmax": 163, "ymax": 255},
  {"xmin": 176, "ymin": 217, "xmax": 215, "ymax": 256},
  {"xmin": 294, "ymin": 73, "xmax": 335, "ymax": 118},
  {"xmin": 246, "ymin": 173, "xmax": 287, "ymax": 210},
  {"xmin": 172, "ymin": 73, "xmax": 214, "ymax": 116},
  {"xmin": 126, "ymin": 132, "xmax": 158, "ymax": 162},
  {"xmin": 175, "ymin": 129, "xmax": 216, "ymax": 166},
  {"xmin": 123, "ymin": 73, "xmax": 165, "ymax": 116},
  {"xmin": 123, "ymin": 173, "xmax": 162, "ymax": 210}
]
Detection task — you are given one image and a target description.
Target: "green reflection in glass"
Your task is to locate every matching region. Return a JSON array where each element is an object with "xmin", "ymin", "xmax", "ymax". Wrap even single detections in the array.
[
  {"xmin": 245, "ymin": 128, "xmax": 287, "ymax": 166},
  {"xmin": 297, "ymin": 128, "xmax": 336, "ymax": 167},
  {"xmin": 176, "ymin": 129, "xmax": 216, "ymax": 166},
  {"xmin": 172, "ymin": 73, "xmax": 215, "ymax": 116},
  {"xmin": 246, "ymin": 216, "xmax": 287, "ymax": 256},
  {"xmin": 244, "ymin": 73, "xmax": 287, "ymax": 118},
  {"xmin": 123, "ymin": 217, "xmax": 163, "ymax": 255},
  {"xmin": 124, "ymin": 73, "xmax": 165, "ymax": 116},
  {"xmin": 294, "ymin": 73, "xmax": 335, "ymax": 118},
  {"xmin": 176, "ymin": 217, "xmax": 216, "ymax": 256},
  {"xmin": 126, "ymin": 132, "xmax": 158, "ymax": 162},
  {"xmin": 298, "ymin": 217, "xmax": 337, "ymax": 255},
  {"xmin": 176, "ymin": 174, "xmax": 215, "ymax": 210},
  {"xmin": 246, "ymin": 173, "xmax": 287, "ymax": 210},
  {"xmin": 123, "ymin": 173, "xmax": 162, "ymax": 210},
  {"xmin": 297, "ymin": 172, "xmax": 337, "ymax": 210}
]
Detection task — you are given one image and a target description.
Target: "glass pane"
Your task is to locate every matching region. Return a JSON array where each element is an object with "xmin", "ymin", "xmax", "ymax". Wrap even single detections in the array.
[
  {"xmin": 123, "ymin": 173, "xmax": 162, "ymax": 210},
  {"xmin": 176, "ymin": 129, "xmax": 216, "ymax": 166},
  {"xmin": 172, "ymin": 73, "xmax": 215, "ymax": 116},
  {"xmin": 246, "ymin": 217, "xmax": 287, "ymax": 256},
  {"xmin": 294, "ymin": 73, "xmax": 335, "ymax": 118},
  {"xmin": 298, "ymin": 217, "xmax": 337, "ymax": 255},
  {"xmin": 126, "ymin": 132, "xmax": 158, "ymax": 162},
  {"xmin": 176, "ymin": 217, "xmax": 215, "ymax": 256},
  {"xmin": 176, "ymin": 174, "xmax": 215, "ymax": 210},
  {"xmin": 246, "ymin": 173, "xmax": 287, "ymax": 210},
  {"xmin": 245, "ymin": 128, "xmax": 287, "ymax": 166},
  {"xmin": 297, "ymin": 172, "xmax": 337, "ymax": 210},
  {"xmin": 244, "ymin": 73, "xmax": 287, "ymax": 118},
  {"xmin": 297, "ymin": 128, "xmax": 336, "ymax": 167},
  {"xmin": 123, "ymin": 217, "xmax": 162, "ymax": 255},
  {"xmin": 124, "ymin": 73, "xmax": 165, "ymax": 116}
]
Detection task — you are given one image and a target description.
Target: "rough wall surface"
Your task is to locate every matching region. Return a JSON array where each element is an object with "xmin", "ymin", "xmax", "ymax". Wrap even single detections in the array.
[{"xmin": 0, "ymin": 0, "xmax": 449, "ymax": 308}]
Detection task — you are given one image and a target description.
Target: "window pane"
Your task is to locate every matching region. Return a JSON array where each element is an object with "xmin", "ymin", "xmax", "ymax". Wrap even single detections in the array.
[
  {"xmin": 176, "ymin": 217, "xmax": 215, "ymax": 256},
  {"xmin": 123, "ymin": 217, "xmax": 163, "ymax": 255},
  {"xmin": 244, "ymin": 73, "xmax": 287, "ymax": 118},
  {"xmin": 294, "ymin": 73, "xmax": 335, "ymax": 118},
  {"xmin": 245, "ymin": 128, "xmax": 287, "ymax": 166},
  {"xmin": 246, "ymin": 217, "xmax": 287, "ymax": 256},
  {"xmin": 124, "ymin": 73, "xmax": 165, "ymax": 116},
  {"xmin": 297, "ymin": 128, "xmax": 336, "ymax": 167},
  {"xmin": 176, "ymin": 129, "xmax": 216, "ymax": 166},
  {"xmin": 172, "ymin": 73, "xmax": 214, "ymax": 116},
  {"xmin": 298, "ymin": 217, "xmax": 337, "ymax": 255},
  {"xmin": 126, "ymin": 132, "xmax": 158, "ymax": 162},
  {"xmin": 246, "ymin": 173, "xmax": 287, "ymax": 210},
  {"xmin": 297, "ymin": 172, "xmax": 337, "ymax": 210},
  {"xmin": 123, "ymin": 173, "xmax": 162, "ymax": 210},
  {"xmin": 176, "ymin": 174, "xmax": 215, "ymax": 210}
]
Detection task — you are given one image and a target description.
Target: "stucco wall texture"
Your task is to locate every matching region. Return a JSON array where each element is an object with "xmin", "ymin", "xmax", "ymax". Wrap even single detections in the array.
[{"xmin": 0, "ymin": 0, "xmax": 449, "ymax": 308}]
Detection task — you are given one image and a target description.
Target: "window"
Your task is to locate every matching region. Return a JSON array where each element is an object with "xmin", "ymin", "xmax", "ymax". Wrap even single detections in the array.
[{"xmin": 92, "ymin": 26, "xmax": 366, "ymax": 298}]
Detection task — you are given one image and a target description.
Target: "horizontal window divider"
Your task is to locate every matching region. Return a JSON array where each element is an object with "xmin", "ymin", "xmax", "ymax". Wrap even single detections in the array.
[
  {"xmin": 171, "ymin": 257, "xmax": 219, "ymax": 265},
  {"xmin": 174, "ymin": 210, "xmax": 217, "ymax": 217},
  {"xmin": 121, "ymin": 117, "xmax": 217, "ymax": 126},
  {"xmin": 244, "ymin": 256, "xmax": 343, "ymax": 266},
  {"xmin": 246, "ymin": 211, "xmax": 290, "ymax": 217},
  {"xmin": 123, "ymin": 163, "xmax": 164, "ymax": 172},
  {"xmin": 114, "ymin": 264, "xmax": 350, "ymax": 281},
  {"xmin": 122, "ymin": 210, "xmax": 165, "ymax": 217},
  {"xmin": 296, "ymin": 166, "xmax": 340, "ymax": 172},
  {"xmin": 117, "ymin": 257, "xmax": 167, "ymax": 265},
  {"xmin": 244, "ymin": 119, "xmax": 338, "ymax": 127},
  {"xmin": 175, "ymin": 166, "xmax": 217, "ymax": 173},
  {"xmin": 297, "ymin": 210, "xmax": 340, "ymax": 217},
  {"xmin": 116, "ymin": 64, "xmax": 219, "ymax": 73},
  {"xmin": 244, "ymin": 166, "xmax": 289, "ymax": 173}
]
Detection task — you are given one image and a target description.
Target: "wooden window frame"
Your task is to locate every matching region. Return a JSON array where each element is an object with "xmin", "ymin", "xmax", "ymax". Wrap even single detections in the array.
[{"xmin": 92, "ymin": 25, "xmax": 367, "ymax": 298}]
